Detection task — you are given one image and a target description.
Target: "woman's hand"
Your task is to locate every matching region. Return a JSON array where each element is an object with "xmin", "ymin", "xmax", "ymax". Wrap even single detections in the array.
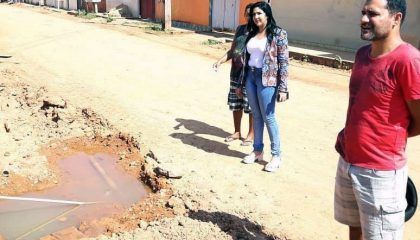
[
  {"xmin": 213, "ymin": 52, "xmax": 229, "ymax": 72},
  {"xmin": 277, "ymin": 92, "xmax": 288, "ymax": 102},
  {"xmin": 212, "ymin": 61, "xmax": 221, "ymax": 72},
  {"xmin": 235, "ymin": 88, "xmax": 243, "ymax": 98}
]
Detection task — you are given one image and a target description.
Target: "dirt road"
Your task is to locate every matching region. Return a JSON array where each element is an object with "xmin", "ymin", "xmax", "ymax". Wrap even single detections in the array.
[{"xmin": 1, "ymin": 4, "xmax": 420, "ymax": 239}]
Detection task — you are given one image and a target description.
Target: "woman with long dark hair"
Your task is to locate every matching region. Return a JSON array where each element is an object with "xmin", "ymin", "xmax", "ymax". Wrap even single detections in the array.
[{"xmin": 238, "ymin": 1, "xmax": 289, "ymax": 172}]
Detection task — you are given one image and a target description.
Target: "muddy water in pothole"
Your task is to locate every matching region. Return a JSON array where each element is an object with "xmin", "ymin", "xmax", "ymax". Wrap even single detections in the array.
[{"xmin": 0, "ymin": 153, "xmax": 149, "ymax": 240}]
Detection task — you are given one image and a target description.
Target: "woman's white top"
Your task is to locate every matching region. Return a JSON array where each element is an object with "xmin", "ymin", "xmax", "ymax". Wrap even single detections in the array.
[{"xmin": 246, "ymin": 36, "xmax": 267, "ymax": 68}]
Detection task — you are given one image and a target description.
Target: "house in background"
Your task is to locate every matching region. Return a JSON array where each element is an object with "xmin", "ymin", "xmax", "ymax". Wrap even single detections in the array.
[
  {"xmin": 26, "ymin": 0, "xmax": 105, "ymax": 12},
  {"xmin": 154, "ymin": 0, "xmax": 260, "ymax": 31},
  {"xmin": 211, "ymin": 0, "xmax": 258, "ymax": 30},
  {"xmin": 22, "ymin": 0, "xmax": 259, "ymax": 31},
  {"xmin": 26, "ymin": 0, "xmax": 420, "ymax": 52},
  {"xmin": 24, "ymin": 0, "xmax": 70, "ymax": 9},
  {"xmin": 272, "ymin": 0, "xmax": 420, "ymax": 51},
  {"xmin": 155, "ymin": 0, "xmax": 210, "ymax": 31},
  {"xmin": 151, "ymin": 0, "xmax": 419, "ymax": 51},
  {"xmin": 140, "ymin": 0, "xmax": 155, "ymax": 19}
]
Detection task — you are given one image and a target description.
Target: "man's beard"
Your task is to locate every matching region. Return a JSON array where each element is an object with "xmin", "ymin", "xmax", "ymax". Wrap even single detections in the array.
[{"xmin": 360, "ymin": 25, "xmax": 388, "ymax": 41}]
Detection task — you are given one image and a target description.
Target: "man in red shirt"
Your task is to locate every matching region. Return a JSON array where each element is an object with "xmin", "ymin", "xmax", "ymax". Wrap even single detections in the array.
[{"xmin": 334, "ymin": 0, "xmax": 420, "ymax": 239}]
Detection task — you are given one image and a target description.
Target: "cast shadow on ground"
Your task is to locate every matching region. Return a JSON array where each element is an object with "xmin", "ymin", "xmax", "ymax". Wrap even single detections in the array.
[
  {"xmin": 189, "ymin": 210, "xmax": 278, "ymax": 240},
  {"xmin": 0, "ymin": 55, "xmax": 20, "ymax": 64},
  {"xmin": 173, "ymin": 118, "xmax": 231, "ymax": 137},
  {"xmin": 170, "ymin": 118, "xmax": 246, "ymax": 159}
]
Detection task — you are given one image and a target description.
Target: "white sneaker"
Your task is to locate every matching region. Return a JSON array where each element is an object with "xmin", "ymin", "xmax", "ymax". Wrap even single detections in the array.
[
  {"xmin": 242, "ymin": 152, "xmax": 263, "ymax": 164},
  {"xmin": 264, "ymin": 156, "xmax": 282, "ymax": 172}
]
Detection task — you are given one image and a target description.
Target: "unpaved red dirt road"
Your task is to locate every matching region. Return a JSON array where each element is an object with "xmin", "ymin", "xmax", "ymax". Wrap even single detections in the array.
[{"xmin": 1, "ymin": 4, "xmax": 420, "ymax": 240}]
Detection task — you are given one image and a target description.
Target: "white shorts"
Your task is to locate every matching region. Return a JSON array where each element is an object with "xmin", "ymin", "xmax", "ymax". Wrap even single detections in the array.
[{"xmin": 334, "ymin": 157, "xmax": 407, "ymax": 240}]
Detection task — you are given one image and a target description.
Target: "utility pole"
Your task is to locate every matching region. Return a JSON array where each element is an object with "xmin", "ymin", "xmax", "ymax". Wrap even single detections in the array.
[{"xmin": 163, "ymin": 0, "xmax": 171, "ymax": 30}]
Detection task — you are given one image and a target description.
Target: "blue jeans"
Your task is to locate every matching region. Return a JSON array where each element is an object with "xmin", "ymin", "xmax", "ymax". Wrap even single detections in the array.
[{"xmin": 245, "ymin": 67, "xmax": 280, "ymax": 157}]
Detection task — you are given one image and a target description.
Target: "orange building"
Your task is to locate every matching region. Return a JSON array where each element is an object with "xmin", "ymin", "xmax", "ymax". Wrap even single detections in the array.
[{"xmin": 154, "ymin": 0, "xmax": 262, "ymax": 31}]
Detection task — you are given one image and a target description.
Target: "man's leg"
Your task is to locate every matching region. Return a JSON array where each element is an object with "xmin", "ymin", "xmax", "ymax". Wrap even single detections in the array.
[
  {"xmin": 334, "ymin": 157, "xmax": 362, "ymax": 239},
  {"xmin": 350, "ymin": 165, "xmax": 407, "ymax": 240},
  {"xmin": 349, "ymin": 226, "xmax": 362, "ymax": 240}
]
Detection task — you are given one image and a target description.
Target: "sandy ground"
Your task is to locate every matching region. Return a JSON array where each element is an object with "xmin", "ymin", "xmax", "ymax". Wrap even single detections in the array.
[{"xmin": 1, "ymin": 3, "xmax": 420, "ymax": 240}]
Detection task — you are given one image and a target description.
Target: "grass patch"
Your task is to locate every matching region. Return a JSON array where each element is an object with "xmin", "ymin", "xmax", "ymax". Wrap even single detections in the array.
[
  {"xmin": 202, "ymin": 39, "xmax": 222, "ymax": 46},
  {"xmin": 76, "ymin": 10, "xmax": 97, "ymax": 20},
  {"xmin": 146, "ymin": 25, "xmax": 163, "ymax": 31}
]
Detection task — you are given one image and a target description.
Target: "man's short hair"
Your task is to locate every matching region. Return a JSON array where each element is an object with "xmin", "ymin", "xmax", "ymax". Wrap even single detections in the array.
[{"xmin": 385, "ymin": 0, "xmax": 407, "ymax": 24}]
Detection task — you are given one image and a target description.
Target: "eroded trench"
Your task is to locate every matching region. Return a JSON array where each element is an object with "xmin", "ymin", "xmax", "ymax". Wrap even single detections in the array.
[{"xmin": 0, "ymin": 82, "xmax": 174, "ymax": 239}]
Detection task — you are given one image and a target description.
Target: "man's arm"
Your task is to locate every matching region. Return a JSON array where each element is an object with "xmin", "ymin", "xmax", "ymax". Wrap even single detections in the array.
[{"xmin": 407, "ymin": 99, "xmax": 420, "ymax": 137}]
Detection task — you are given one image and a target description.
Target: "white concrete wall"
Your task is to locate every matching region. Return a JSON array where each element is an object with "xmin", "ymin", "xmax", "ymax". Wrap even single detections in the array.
[
  {"xmin": 272, "ymin": 0, "xmax": 420, "ymax": 51},
  {"xmin": 43, "ymin": 0, "xmax": 69, "ymax": 9},
  {"xmin": 45, "ymin": 0, "xmax": 55, "ymax": 7},
  {"xmin": 58, "ymin": 0, "xmax": 69, "ymax": 9},
  {"xmin": 68, "ymin": 0, "xmax": 77, "ymax": 10},
  {"xmin": 106, "ymin": 0, "xmax": 139, "ymax": 17}
]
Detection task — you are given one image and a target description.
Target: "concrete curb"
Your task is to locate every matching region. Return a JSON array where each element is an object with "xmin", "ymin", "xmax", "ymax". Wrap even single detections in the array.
[{"xmin": 288, "ymin": 51, "xmax": 353, "ymax": 70}]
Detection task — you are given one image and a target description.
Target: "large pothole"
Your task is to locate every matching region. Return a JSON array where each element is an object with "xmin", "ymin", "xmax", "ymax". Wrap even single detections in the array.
[
  {"xmin": 0, "ymin": 151, "xmax": 148, "ymax": 239},
  {"xmin": 0, "ymin": 80, "xmax": 173, "ymax": 239}
]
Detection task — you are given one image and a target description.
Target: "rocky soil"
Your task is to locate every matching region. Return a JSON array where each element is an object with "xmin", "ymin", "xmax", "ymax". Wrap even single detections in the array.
[{"xmin": 0, "ymin": 78, "xmax": 110, "ymax": 192}]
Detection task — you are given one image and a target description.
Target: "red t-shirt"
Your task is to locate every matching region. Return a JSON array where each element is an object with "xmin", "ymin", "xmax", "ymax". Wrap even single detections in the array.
[{"xmin": 337, "ymin": 43, "xmax": 420, "ymax": 170}]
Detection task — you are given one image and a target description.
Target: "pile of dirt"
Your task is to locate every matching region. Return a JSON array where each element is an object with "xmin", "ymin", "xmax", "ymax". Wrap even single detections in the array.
[
  {"xmin": 0, "ymin": 76, "xmax": 115, "ymax": 193},
  {"xmin": 108, "ymin": 4, "xmax": 132, "ymax": 18}
]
